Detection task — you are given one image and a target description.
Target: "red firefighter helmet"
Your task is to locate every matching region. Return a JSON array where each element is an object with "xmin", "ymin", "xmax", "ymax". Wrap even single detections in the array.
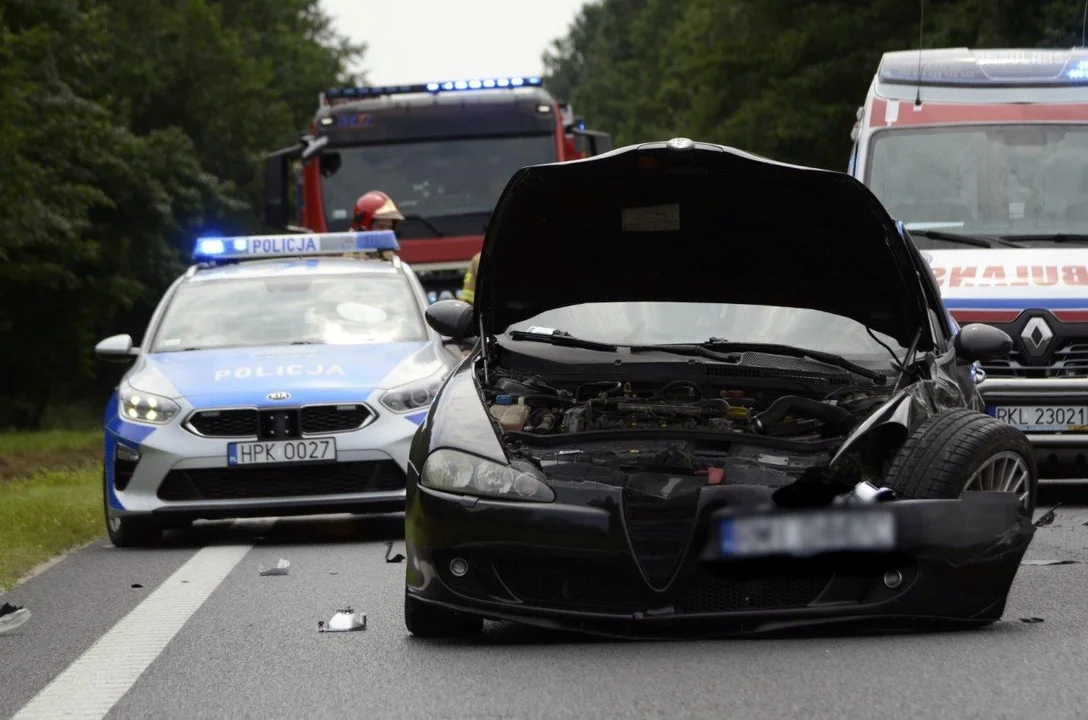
[{"xmin": 351, "ymin": 190, "xmax": 405, "ymax": 231}]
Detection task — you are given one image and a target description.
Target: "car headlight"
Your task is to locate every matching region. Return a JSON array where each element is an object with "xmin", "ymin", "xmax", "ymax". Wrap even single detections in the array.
[
  {"xmin": 118, "ymin": 387, "xmax": 180, "ymax": 425},
  {"xmin": 420, "ymin": 449, "xmax": 555, "ymax": 502},
  {"xmin": 380, "ymin": 373, "xmax": 447, "ymax": 413}
]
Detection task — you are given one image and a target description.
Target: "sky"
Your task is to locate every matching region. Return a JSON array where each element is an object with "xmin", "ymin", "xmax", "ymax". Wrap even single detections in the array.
[{"xmin": 320, "ymin": 0, "xmax": 590, "ymax": 85}]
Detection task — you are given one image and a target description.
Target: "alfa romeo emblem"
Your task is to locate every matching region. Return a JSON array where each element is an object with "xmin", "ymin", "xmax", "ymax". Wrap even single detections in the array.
[{"xmin": 267, "ymin": 391, "xmax": 291, "ymax": 401}]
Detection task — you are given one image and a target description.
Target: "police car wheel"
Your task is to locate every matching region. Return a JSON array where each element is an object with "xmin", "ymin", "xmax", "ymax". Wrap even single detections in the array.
[
  {"xmin": 885, "ymin": 408, "xmax": 1038, "ymax": 514},
  {"xmin": 103, "ymin": 472, "xmax": 163, "ymax": 548},
  {"xmin": 404, "ymin": 591, "xmax": 483, "ymax": 638}
]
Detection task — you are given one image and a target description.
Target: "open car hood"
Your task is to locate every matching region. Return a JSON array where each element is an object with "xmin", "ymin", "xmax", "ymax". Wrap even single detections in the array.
[{"xmin": 474, "ymin": 140, "xmax": 936, "ymax": 349}]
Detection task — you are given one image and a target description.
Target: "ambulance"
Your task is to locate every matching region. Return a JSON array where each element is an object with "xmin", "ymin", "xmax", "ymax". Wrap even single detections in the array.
[{"xmin": 850, "ymin": 47, "xmax": 1088, "ymax": 483}]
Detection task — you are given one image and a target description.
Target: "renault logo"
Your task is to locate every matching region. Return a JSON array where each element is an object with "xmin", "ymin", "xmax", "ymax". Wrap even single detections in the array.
[
  {"xmin": 267, "ymin": 391, "xmax": 291, "ymax": 401},
  {"xmin": 1020, "ymin": 316, "xmax": 1054, "ymax": 357}
]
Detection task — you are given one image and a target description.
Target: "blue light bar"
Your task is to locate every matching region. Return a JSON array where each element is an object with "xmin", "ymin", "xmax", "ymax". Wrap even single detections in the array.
[
  {"xmin": 192, "ymin": 231, "xmax": 400, "ymax": 262},
  {"xmin": 878, "ymin": 48, "xmax": 1088, "ymax": 87},
  {"xmin": 325, "ymin": 76, "xmax": 543, "ymax": 101}
]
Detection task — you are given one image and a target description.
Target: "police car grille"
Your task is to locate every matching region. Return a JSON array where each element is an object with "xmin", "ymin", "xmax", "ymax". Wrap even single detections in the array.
[
  {"xmin": 187, "ymin": 409, "xmax": 258, "ymax": 437},
  {"xmin": 300, "ymin": 404, "xmax": 372, "ymax": 434},
  {"xmin": 981, "ymin": 341, "xmax": 1088, "ymax": 379},
  {"xmin": 156, "ymin": 460, "xmax": 406, "ymax": 501}
]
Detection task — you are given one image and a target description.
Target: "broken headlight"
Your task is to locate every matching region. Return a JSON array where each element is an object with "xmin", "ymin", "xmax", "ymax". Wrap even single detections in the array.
[
  {"xmin": 119, "ymin": 387, "xmax": 180, "ymax": 425},
  {"xmin": 420, "ymin": 449, "xmax": 555, "ymax": 502}
]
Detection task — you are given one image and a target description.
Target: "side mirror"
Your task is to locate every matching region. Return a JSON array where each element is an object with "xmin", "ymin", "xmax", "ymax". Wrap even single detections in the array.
[
  {"xmin": 425, "ymin": 300, "xmax": 475, "ymax": 340},
  {"xmin": 573, "ymin": 128, "xmax": 613, "ymax": 157},
  {"xmin": 95, "ymin": 334, "xmax": 139, "ymax": 363},
  {"xmin": 954, "ymin": 323, "xmax": 1013, "ymax": 363},
  {"xmin": 301, "ymin": 135, "xmax": 328, "ymax": 162}
]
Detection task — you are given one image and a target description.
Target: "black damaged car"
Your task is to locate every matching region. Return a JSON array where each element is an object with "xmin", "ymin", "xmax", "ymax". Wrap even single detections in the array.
[{"xmin": 403, "ymin": 138, "xmax": 1039, "ymax": 639}]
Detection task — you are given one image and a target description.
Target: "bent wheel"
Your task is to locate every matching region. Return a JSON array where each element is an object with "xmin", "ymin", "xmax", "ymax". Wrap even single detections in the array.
[
  {"xmin": 885, "ymin": 408, "xmax": 1037, "ymax": 514},
  {"xmin": 103, "ymin": 471, "xmax": 163, "ymax": 548},
  {"xmin": 404, "ymin": 591, "xmax": 484, "ymax": 638}
]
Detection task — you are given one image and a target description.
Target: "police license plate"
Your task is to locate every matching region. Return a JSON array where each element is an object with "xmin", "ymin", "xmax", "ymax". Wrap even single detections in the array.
[
  {"xmin": 989, "ymin": 405, "xmax": 1088, "ymax": 433},
  {"xmin": 227, "ymin": 438, "xmax": 337, "ymax": 466},
  {"xmin": 720, "ymin": 511, "xmax": 896, "ymax": 558}
]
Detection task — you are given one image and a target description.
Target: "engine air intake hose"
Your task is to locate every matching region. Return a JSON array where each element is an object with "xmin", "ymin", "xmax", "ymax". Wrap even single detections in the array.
[{"xmin": 752, "ymin": 395, "xmax": 853, "ymax": 434}]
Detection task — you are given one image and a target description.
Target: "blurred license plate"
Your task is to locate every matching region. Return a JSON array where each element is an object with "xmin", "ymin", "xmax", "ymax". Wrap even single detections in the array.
[
  {"xmin": 227, "ymin": 439, "xmax": 336, "ymax": 466},
  {"xmin": 720, "ymin": 511, "xmax": 895, "ymax": 558},
  {"xmin": 989, "ymin": 405, "xmax": 1088, "ymax": 433}
]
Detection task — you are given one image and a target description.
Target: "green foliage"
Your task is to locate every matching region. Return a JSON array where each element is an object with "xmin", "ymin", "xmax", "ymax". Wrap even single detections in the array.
[
  {"xmin": 545, "ymin": 0, "xmax": 1088, "ymax": 170},
  {"xmin": 0, "ymin": 0, "xmax": 362, "ymax": 428}
]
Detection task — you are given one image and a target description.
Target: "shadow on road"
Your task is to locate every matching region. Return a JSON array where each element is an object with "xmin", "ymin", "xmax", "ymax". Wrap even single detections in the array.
[{"xmin": 148, "ymin": 512, "xmax": 405, "ymax": 549}]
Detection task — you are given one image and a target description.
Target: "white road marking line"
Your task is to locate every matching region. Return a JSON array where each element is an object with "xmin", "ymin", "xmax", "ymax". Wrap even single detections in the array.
[{"xmin": 12, "ymin": 521, "xmax": 268, "ymax": 720}]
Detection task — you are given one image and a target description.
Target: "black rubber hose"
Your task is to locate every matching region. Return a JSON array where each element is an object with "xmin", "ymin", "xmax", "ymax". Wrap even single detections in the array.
[{"xmin": 752, "ymin": 395, "xmax": 854, "ymax": 433}]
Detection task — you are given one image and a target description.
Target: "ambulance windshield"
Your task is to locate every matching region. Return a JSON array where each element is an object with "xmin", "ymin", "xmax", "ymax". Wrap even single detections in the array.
[{"xmin": 867, "ymin": 124, "xmax": 1088, "ymax": 246}]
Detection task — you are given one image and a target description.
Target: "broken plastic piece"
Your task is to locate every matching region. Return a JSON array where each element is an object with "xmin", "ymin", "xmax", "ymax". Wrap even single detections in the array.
[
  {"xmin": 1022, "ymin": 559, "xmax": 1079, "ymax": 566},
  {"xmin": 384, "ymin": 541, "xmax": 405, "ymax": 563},
  {"xmin": 259, "ymin": 558, "xmax": 291, "ymax": 576},
  {"xmin": 318, "ymin": 606, "xmax": 367, "ymax": 632},
  {"xmin": 1020, "ymin": 617, "xmax": 1045, "ymax": 623},
  {"xmin": 131, "ymin": 583, "xmax": 144, "ymax": 588},
  {"xmin": 1034, "ymin": 503, "xmax": 1060, "ymax": 527},
  {"xmin": 0, "ymin": 603, "xmax": 31, "ymax": 635},
  {"xmin": 833, "ymin": 480, "xmax": 896, "ymax": 506}
]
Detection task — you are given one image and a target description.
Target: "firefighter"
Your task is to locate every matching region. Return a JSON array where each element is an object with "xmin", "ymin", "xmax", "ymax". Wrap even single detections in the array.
[
  {"xmin": 351, "ymin": 190, "xmax": 405, "ymax": 232},
  {"xmin": 461, "ymin": 251, "xmax": 481, "ymax": 305}
]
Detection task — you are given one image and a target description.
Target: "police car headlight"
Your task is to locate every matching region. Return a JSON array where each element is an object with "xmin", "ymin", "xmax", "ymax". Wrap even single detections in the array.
[
  {"xmin": 420, "ymin": 449, "xmax": 555, "ymax": 502},
  {"xmin": 380, "ymin": 373, "xmax": 446, "ymax": 413},
  {"xmin": 119, "ymin": 387, "xmax": 180, "ymax": 425}
]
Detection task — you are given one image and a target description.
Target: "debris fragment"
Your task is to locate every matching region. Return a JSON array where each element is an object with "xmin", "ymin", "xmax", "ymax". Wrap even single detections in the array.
[
  {"xmin": 0, "ymin": 603, "xmax": 31, "ymax": 635},
  {"xmin": 384, "ymin": 541, "xmax": 405, "ymax": 564},
  {"xmin": 258, "ymin": 558, "xmax": 291, "ymax": 576},
  {"xmin": 1034, "ymin": 503, "xmax": 1061, "ymax": 527},
  {"xmin": 131, "ymin": 583, "xmax": 144, "ymax": 588},
  {"xmin": 318, "ymin": 606, "xmax": 367, "ymax": 632},
  {"xmin": 1020, "ymin": 617, "xmax": 1045, "ymax": 623},
  {"xmin": 1022, "ymin": 559, "xmax": 1079, "ymax": 566}
]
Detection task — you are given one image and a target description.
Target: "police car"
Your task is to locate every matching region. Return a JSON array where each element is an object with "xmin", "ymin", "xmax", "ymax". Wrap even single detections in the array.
[{"xmin": 95, "ymin": 230, "xmax": 460, "ymax": 546}]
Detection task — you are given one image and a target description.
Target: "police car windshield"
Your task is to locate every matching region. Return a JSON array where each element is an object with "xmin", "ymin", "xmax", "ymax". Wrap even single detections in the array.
[
  {"xmin": 867, "ymin": 124, "xmax": 1088, "ymax": 245},
  {"xmin": 152, "ymin": 274, "xmax": 426, "ymax": 352},
  {"xmin": 318, "ymin": 135, "xmax": 558, "ymax": 236},
  {"xmin": 508, "ymin": 302, "xmax": 906, "ymax": 360}
]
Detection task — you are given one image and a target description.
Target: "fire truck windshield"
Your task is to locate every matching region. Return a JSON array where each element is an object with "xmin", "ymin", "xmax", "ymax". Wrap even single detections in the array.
[
  {"xmin": 319, "ymin": 134, "xmax": 558, "ymax": 236},
  {"xmin": 866, "ymin": 123, "xmax": 1088, "ymax": 245}
]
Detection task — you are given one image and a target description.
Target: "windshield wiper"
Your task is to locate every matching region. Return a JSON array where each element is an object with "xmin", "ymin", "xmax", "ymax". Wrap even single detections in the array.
[
  {"xmin": 906, "ymin": 229, "xmax": 997, "ymax": 248},
  {"xmin": 633, "ymin": 340, "xmax": 887, "ymax": 384},
  {"xmin": 998, "ymin": 233, "xmax": 1088, "ymax": 244},
  {"xmin": 508, "ymin": 329, "xmax": 618, "ymax": 352}
]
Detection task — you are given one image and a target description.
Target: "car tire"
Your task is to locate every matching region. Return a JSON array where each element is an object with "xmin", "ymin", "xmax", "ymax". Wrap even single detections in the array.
[
  {"xmin": 885, "ymin": 408, "xmax": 1038, "ymax": 513},
  {"xmin": 404, "ymin": 591, "xmax": 484, "ymax": 638},
  {"xmin": 103, "ymin": 471, "xmax": 163, "ymax": 548}
]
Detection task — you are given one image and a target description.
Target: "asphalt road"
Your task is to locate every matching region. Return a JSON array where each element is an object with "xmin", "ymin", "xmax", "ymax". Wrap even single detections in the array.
[{"xmin": 3, "ymin": 491, "xmax": 1088, "ymax": 720}]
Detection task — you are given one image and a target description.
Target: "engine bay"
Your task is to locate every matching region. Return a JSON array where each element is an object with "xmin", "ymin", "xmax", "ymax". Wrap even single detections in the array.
[{"xmin": 479, "ymin": 368, "xmax": 899, "ymax": 505}]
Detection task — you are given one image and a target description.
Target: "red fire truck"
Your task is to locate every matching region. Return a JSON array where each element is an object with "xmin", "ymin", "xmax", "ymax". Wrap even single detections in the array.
[{"xmin": 263, "ymin": 76, "xmax": 612, "ymax": 295}]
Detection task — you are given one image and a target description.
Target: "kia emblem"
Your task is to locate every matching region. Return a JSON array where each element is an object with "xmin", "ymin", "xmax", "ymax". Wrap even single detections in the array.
[{"xmin": 267, "ymin": 391, "xmax": 291, "ymax": 401}]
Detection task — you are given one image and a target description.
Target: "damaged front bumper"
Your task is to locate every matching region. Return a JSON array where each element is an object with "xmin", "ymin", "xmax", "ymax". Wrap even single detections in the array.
[{"xmin": 405, "ymin": 488, "xmax": 1034, "ymax": 639}]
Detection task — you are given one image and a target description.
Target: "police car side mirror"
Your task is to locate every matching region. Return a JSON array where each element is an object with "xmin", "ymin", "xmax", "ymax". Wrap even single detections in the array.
[
  {"xmin": 425, "ymin": 300, "xmax": 474, "ymax": 340},
  {"xmin": 954, "ymin": 323, "xmax": 1012, "ymax": 363},
  {"xmin": 95, "ymin": 334, "xmax": 138, "ymax": 363}
]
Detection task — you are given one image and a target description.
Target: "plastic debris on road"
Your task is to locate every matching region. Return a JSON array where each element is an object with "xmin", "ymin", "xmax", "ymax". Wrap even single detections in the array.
[
  {"xmin": 1034, "ymin": 503, "xmax": 1060, "ymax": 527},
  {"xmin": 1022, "ymin": 559, "xmax": 1079, "ymax": 566},
  {"xmin": 258, "ymin": 558, "xmax": 291, "ymax": 576},
  {"xmin": 1020, "ymin": 617, "xmax": 1045, "ymax": 623},
  {"xmin": 384, "ymin": 541, "xmax": 405, "ymax": 563},
  {"xmin": 0, "ymin": 603, "xmax": 31, "ymax": 635},
  {"xmin": 318, "ymin": 606, "xmax": 367, "ymax": 632}
]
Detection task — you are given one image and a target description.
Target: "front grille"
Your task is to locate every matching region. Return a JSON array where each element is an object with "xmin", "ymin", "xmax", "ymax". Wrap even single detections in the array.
[
  {"xmin": 156, "ymin": 460, "xmax": 406, "ymax": 501},
  {"xmin": 187, "ymin": 409, "xmax": 258, "ymax": 437},
  {"xmin": 300, "ymin": 404, "xmax": 372, "ymax": 434},
  {"xmin": 622, "ymin": 475, "xmax": 702, "ymax": 589},
  {"xmin": 982, "ymin": 341, "xmax": 1088, "ymax": 379},
  {"xmin": 678, "ymin": 571, "xmax": 832, "ymax": 614}
]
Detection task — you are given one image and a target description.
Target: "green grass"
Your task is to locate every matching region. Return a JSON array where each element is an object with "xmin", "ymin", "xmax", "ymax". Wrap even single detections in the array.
[{"xmin": 0, "ymin": 429, "xmax": 103, "ymax": 590}]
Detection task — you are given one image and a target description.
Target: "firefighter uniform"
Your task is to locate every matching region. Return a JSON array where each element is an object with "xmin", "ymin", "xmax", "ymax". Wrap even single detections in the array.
[{"xmin": 462, "ymin": 252, "xmax": 481, "ymax": 305}]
